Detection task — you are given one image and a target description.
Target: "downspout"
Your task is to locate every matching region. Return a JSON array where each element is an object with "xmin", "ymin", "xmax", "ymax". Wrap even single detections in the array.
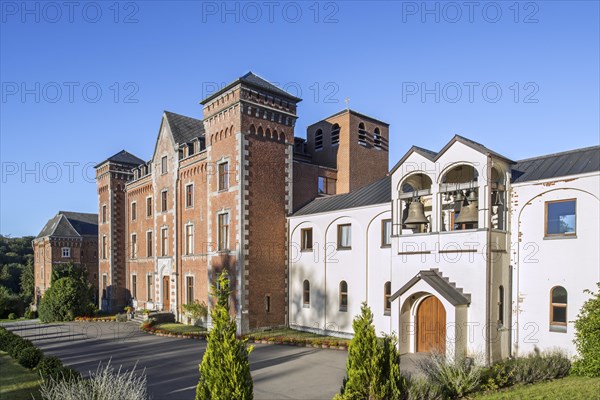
[
  {"xmin": 175, "ymin": 170, "xmax": 180, "ymax": 319},
  {"xmin": 485, "ymin": 154, "xmax": 493, "ymax": 366}
]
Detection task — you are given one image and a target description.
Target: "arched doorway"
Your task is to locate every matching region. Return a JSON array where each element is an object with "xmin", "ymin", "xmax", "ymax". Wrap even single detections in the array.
[{"xmin": 416, "ymin": 296, "xmax": 446, "ymax": 353}]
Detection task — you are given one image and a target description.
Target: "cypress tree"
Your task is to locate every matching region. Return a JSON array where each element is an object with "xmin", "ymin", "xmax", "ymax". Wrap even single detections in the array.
[{"xmin": 196, "ymin": 272, "xmax": 254, "ymax": 400}]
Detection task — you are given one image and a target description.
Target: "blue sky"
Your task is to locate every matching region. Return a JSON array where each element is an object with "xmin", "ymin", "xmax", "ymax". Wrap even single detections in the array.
[{"xmin": 1, "ymin": 1, "xmax": 598, "ymax": 237}]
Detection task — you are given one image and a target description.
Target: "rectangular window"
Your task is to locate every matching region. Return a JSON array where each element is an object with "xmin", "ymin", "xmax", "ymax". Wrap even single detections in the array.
[
  {"xmin": 161, "ymin": 228, "xmax": 168, "ymax": 256},
  {"xmin": 218, "ymin": 213, "xmax": 229, "ymax": 251},
  {"xmin": 186, "ymin": 276, "xmax": 194, "ymax": 304},
  {"xmin": 131, "ymin": 202, "xmax": 137, "ymax": 221},
  {"xmin": 381, "ymin": 219, "xmax": 392, "ymax": 247},
  {"xmin": 146, "ymin": 197, "xmax": 152, "ymax": 217},
  {"xmin": 102, "ymin": 205, "xmax": 107, "ymax": 223},
  {"xmin": 498, "ymin": 286, "xmax": 505, "ymax": 326},
  {"xmin": 185, "ymin": 184, "xmax": 194, "ymax": 208},
  {"xmin": 61, "ymin": 247, "xmax": 70, "ymax": 258},
  {"xmin": 146, "ymin": 231, "xmax": 153, "ymax": 257},
  {"xmin": 265, "ymin": 295, "xmax": 271, "ymax": 313},
  {"xmin": 218, "ymin": 162, "xmax": 229, "ymax": 191},
  {"xmin": 132, "ymin": 275, "xmax": 137, "ymax": 299},
  {"xmin": 185, "ymin": 225, "xmax": 194, "ymax": 255},
  {"xmin": 102, "ymin": 274, "xmax": 107, "ymax": 299},
  {"xmin": 301, "ymin": 228, "xmax": 313, "ymax": 251},
  {"xmin": 161, "ymin": 156, "xmax": 167, "ymax": 174},
  {"xmin": 318, "ymin": 176, "xmax": 336, "ymax": 195},
  {"xmin": 546, "ymin": 199, "xmax": 576, "ymax": 236},
  {"xmin": 147, "ymin": 274, "xmax": 153, "ymax": 302},
  {"xmin": 131, "ymin": 234, "xmax": 137, "ymax": 258},
  {"xmin": 102, "ymin": 235, "xmax": 107, "ymax": 259},
  {"xmin": 337, "ymin": 224, "xmax": 351, "ymax": 250},
  {"xmin": 161, "ymin": 190, "xmax": 168, "ymax": 212}
]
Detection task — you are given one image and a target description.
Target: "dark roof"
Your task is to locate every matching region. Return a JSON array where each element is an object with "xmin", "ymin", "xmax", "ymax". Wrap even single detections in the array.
[
  {"xmin": 200, "ymin": 72, "xmax": 302, "ymax": 104},
  {"xmin": 512, "ymin": 145, "xmax": 600, "ymax": 183},
  {"xmin": 390, "ymin": 270, "xmax": 471, "ymax": 306},
  {"xmin": 293, "ymin": 176, "xmax": 391, "ymax": 216},
  {"xmin": 96, "ymin": 150, "xmax": 144, "ymax": 168},
  {"xmin": 310, "ymin": 108, "xmax": 390, "ymax": 127},
  {"xmin": 390, "ymin": 145, "xmax": 437, "ymax": 174},
  {"xmin": 36, "ymin": 211, "xmax": 98, "ymax": 239},
  {"xmin": 164, "ymin": 111, "xmax": 205, "ymax": 145}
]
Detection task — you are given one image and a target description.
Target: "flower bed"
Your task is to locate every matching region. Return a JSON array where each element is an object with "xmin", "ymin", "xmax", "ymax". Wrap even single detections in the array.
[
  {"xmin": 74, "ymin": 316, "xmax": 116, "ymax": 322},
  {"xmin": 244, "ymin": 336, "xmax": 348, "ymax": 351},
  {"xmin": 140, "ymin": 321, "xmax": 207, "ymax": 340}
]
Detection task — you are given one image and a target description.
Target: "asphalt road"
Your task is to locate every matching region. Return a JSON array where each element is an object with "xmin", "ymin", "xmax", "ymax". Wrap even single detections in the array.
[{"xmin": 2, "ymin": 320, "xmax": 347, "ymax": 400}]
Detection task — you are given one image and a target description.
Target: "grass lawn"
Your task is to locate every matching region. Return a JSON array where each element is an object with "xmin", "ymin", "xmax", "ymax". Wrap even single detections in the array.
[
  {"xmin": 154, "ymin": 322, "xmax": 207, "ymax": 334},
  {"xmin": 0, "ymin": 351, "xmax": 41, "ymax": 400},
  {"xmin": 475, "ymin": 376, "xmax": 600, "ymax": 399},
  {"xmin": 245, "ymin": 327, "xmax": 350, "ymax": 343}
]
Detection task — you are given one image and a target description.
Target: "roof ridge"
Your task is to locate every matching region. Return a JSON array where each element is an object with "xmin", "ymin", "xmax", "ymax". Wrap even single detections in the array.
[{"xmin": 515, "ymin": 145, "xmax": 600, "ymax": 163}]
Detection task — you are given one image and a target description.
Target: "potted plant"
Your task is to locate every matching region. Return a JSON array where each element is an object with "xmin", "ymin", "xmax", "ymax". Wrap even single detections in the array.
[{"xmin": 181, "ymin": 300, "xmax": 208, "ymax": 326}]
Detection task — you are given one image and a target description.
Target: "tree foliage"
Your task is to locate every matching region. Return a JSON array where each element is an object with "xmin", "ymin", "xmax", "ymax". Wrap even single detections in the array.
[
  {"xmin": 38, "ymin": 277, "xmax": 94, "ymax": 322},
  {"xmin": 196, "ymin": 272, "xmax": 253, "ymax": 400},
  {"xmin": 572, "ymin": 283, "xmax": 600, "ymax": 377},
  {"xmin": 0, "ymin": 235, "xmax": 35, "ymax": 315}
]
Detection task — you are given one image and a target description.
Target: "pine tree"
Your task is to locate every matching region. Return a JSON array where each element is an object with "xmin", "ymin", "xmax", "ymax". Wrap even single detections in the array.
[{"xmin": 196, "ymin": 272, "xmax": 254, "ymax": 400}]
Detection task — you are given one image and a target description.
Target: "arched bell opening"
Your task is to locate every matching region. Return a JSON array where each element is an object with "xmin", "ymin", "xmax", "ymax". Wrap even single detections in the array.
[
  {"xmin": 399, "ymin": 173, "xmax": 433, "ymax": 234},
  {"xmin": 440, "ymin": 165, "xmax": 479, "ymax": 231},
  {"xmin": 490, "ymin": 166, "xmax": 507, "ymax": 231}
]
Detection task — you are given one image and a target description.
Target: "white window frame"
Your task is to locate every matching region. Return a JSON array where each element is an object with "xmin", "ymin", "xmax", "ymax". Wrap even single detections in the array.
[
  {"xmin": 185, "ymin": 223, "xmax": 194, "ymax": 255},
  {"xmin": 61, "ymin": 247, "xmax": 70, "ymax": 258},
  {"xmin": 131, "ymin": 201, "xmax": 137, "ymax": 221}
]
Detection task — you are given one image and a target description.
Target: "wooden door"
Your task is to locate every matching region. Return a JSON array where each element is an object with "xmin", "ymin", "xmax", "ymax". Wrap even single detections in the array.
[
  {"xmin": 416, "ymin": 296, "xmax": 446, "ymax": 353},
  {"xmin": 162, "ymin": 276, "xmax": 170, "ymax": 310}
]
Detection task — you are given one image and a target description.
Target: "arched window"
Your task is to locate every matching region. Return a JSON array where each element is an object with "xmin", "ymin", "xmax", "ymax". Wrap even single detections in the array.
[
  {"xmin": 331, "ymin": 124, "xmax": 340, "ymax": 145},
  {"xmin": 315, "ymin": 129, "xmax": 323, "ymax": 150},
  {"xmin": 498, "ymin": 285, "xmax": 505, "ymax": 326},
  {"xmin": 339, "ymin": 281, "xmax": 348, "ymax": 311},
  {"xmin": 358, "ymin": 122, "xmax": 367, "ymax": 145},
  {"xmin": 303, "ymin": 280, "xmax": 310, "ymax": 307},
  {"xmin": 373, "ymin": 127, "xmax": 382, "ymax": 148},
  {"xmin": 550, "ymin": 286, "xmax": 567, "ymax": 328},
  {"xmin": 384, "ymin": 281, "xmax": 391, "ymax": 314}
]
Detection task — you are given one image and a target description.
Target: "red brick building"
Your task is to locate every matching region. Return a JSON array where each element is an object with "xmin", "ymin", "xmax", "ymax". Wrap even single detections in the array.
[
  {"xmin": 96, "ymin": 72, "xmax": 389, "ymax": 332},
  {"xmin": 32, "ymin": 211, "xmax": 99, "ymax": 305}
]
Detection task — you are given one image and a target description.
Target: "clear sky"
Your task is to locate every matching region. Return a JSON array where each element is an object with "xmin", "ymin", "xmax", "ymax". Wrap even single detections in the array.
[{"xmin": 1, "ymin": 0, "xmax": 598, "ymax": 237}]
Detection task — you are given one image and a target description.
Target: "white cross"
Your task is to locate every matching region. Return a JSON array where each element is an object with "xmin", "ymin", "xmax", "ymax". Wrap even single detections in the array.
[{"xmin": 344, "ymin": 97, "xmax": 350, "ymax": 110}]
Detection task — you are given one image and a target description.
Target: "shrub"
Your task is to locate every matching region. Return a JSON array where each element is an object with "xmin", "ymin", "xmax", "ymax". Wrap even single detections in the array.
[
  {"xmin": 38, "ymin": 277, "xmax": 94, "ymax": 322},
  {"xmin": 9, "ymin": 337, "xmax": 34, "ymax": 359},
  {"xmin": 572, "ymin": 283, "xmax": 600, "ymax": 377},
  {"xmin": 116, "ymin": 313, "xmax": 128, "ymax": 323},
  {"xmin": 18, "ymin": 346, "xmax": 43, "ymax": 369},
  {"xmin": 8, "ymin": 312, "xmax": 17, "ymax": 320},
  {"xmin": 24, "ymin": 307, "xmax": 38, "ymax": 319},
  {"xmin": 417, "ymin": 352, "xmax": 483, "ymax": 399},
  {"xmin": 510, "ymin": 350, "xmax": 571, "ymax": 384},
  {"xmin": 182, "ymin": 300, "xmax": 208, "ymax": 324},
  {"xmin": 38, "ymin": 356, "xmax": 64, "ymax": 380},
  {"xmin": 0, "ymin": 284, "xmax": 25, "ymax": 318},
  {"xmin": 405, "ymin": 376, "xmax": 443, "ymax": 400}
]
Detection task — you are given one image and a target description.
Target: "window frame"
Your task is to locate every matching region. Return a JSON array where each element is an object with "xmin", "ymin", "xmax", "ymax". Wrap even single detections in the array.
[
  {"xmin": 384, "ymin": 281, "xmax": 391, "ymax": 315},
  {"xmin": 218, "ymin": 161, "xmax": 229, "ymax": 192},
  {"xmin": 146, "ymin": 197, "xmax": 152, "ymax": 217},
  {"xmin": 550, "ymin": 285, "xmax": 568, "ymax": 328},
  {"xmin": 381, "ymin": 219, "xmax": 392, "ymax": 247},
  {"xmin": 545, "ymin": 199, "xmax": 577, "ymax": 237},
  {"xmin": 217, "ymin": 212, "xmax": 230, "ymax": 251},
  {"xmin": 185, "ymin": 184, "xmax": 194, "ymax": 208},
  {"xmin": 161, "ymin": 155, "xmax": 168, "ymax": 174},
  {"xmin": 301, "ymin": 228, "xmax": 313, "ymax": 251},
  {"xmin": 303, "ymin": 280, "xmax": 310, "ymax": 307},
  {"xmin": 146, "ymin": 230, "xmax": 153, "ymax": 257},
  {"xmin": 131, "ymin": 233, "xmax": 137, "ymax": 259},
  {"xmin": 61, "ymin": 247, "xmax": 70, "ymax": 258},
  {"xmin": 102, "ymin": 235, "xmax": 107, "ymax": 259},
  {"xmin": 339, "ymin": 281, "xmax": 348, "ymax": 312},
  {"xmin": 315, "ymin": 128, "xmax": 324, "ymax": 150},
  {"xmin": 331, "ymin": 124, "xmax": 340, "ymax": 145},
  {"xmin": 337, "ymin": 224, "xmax": 352, "ymax": 250},
  {"xmin": 131, "ymin": 274, "xmax": 137, "ymax": 299},
  {"xmin": 147, "ymin": 274, "xmax": 153, "ymax": 302},
  {"xmin": 185, "ymin": 224, "xmax": 194, "ymax": 255},
  {"xmin": 161, "ymin": 227, "xmax": 168, "ymax": 256},
  {"xmin": 498, "ymin": 285, "xmax": 505, "ymax": 326},
  {"xmin": 102, "ymin": 204, "xmax": 107, "ymax": 223},
  {"xmin": 131, "ymin": 201, "xmax": 137, "ymax": 221},
  {"xmin": 186, "ymin": 276, "xmax": 194, "ymax": 304},
  {"xmin": 161, "ymin": 190, "xmax": 168, "ymax": 212}
]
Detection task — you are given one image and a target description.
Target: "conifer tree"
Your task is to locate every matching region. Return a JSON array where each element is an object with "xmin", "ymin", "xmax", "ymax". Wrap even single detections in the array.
[{"xmin": 196, "ymin": 272, "xmax": 254, "ymax": 400}]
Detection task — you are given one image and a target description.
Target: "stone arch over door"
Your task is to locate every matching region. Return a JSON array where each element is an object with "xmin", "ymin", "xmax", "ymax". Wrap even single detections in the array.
[{"xmin": 416, "ymin": 295, "xmax": 446, "ymax": 353}]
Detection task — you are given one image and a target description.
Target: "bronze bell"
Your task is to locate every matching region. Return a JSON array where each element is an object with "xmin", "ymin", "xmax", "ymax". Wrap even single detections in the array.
[
  {"xmin": 404, "ymin": 200, "xmax": 429, "ymax": 225},
  {"xmin": 455, "ymin": 190, "xmax": 464, "ymax": 203},
  {"xmin": 455, "ymin": 200, "xmax": 479, "ymax": 224},
  {"xmin": 467, "ymin": 190, "xmax": 478, "ymax": 203}
]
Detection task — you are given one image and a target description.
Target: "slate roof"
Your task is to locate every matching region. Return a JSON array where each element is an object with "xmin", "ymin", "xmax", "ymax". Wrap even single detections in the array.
[
  {"xmin": 293, "ymin": 176, "xmax": 391, "ymax": 216},
  {"xmin": 164, "ymin": 111, "xmax": 205, "ymax": 145},
  {"xmin": 201, "ymin": 72, "xmax": 302, "ymax": 104},
  {"xmin": 96, "ymin": 150, "xmax": 144, "ymax": 168},
  {"xmin": 390, "ymin": 270, "xmax": 471, "ymax": 306},
  {"xmin": 36, "ymin": 211, "xmax": 98, "ymax": 239},
  {"xmin": 511, "ymin": 145, "xmax": 600, "ymax": 183}
]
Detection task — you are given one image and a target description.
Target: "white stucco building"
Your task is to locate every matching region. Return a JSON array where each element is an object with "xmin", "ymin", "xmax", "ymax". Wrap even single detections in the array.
[{"xmin": 289, "ymin": 134, "xmax": 599, "ymax": 364}]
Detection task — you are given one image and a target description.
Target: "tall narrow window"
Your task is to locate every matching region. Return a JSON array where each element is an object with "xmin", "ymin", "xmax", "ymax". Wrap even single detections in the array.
[
  {"xmin": 337, "ymin": 224, "xmax": 351, "ymax": 250},
  {"xmin": 545, "ymin": 200, "xmax": 576, "ymax": 236},
  {"xmin": 218, "ymin": 162, "xmax": 229, "ymax": 191},
  {"xmin": 218, "ymin": 213, "xmax": 230, "ymax": 251},
  {"xmin": 102, "ymin": 235, "xmax": 107, "ymax": 259},
  {"xmin": 384, "ymin": 281, "xmax": 391, "ymax": 314},
  {"xmin": 315, "ymin": 129, "xmax": 323, "ymax": 150},
  {"xmin": 303, "ymin": 280, "xmax": 310, "ymax": 307},
  {"xmin": 331, "ymin": 124, "xmax": 340, "ymax": 145},
  {"xmin": 498, "ymin": 285, "xmax": 505, "ymax": 326},
  {"xmin": 147, "ymin": 274, "xmax": 153, "ymax": 302},
  {"xmin": 550, "ymin": 286, "xmax": 568, "ymax": 328},
  {"xmin": 132, "ymin": 275, "xmax": 137, "ymax": 299},
  {"xmin": 382, "ymin": 219, "xmax": 392, "ymax": 247},
  {"xmin": 102, "ymin": 205, "xmax": 107, "ymax": 223},
  {"xmin": 102, "ymin": 274, "xmax": 107, "ymax": 299},
  {"xmin": 186, "ymin": 276, "xmax": 194, "ymax": 304},
  {"xmin": 186, "ymin": 184, "xmax": 194, "ymax": 207},
  {"xmin": 161, "ymin": 228, "xmax": 168, "ymax": 256},
  {"xmin": 301, "ymin": 228, "xmax": 313, "ymax": 251},
  {"xmin": 146, "ymin": 197, "xmax": 152, "ymax": 217},
  {"xmin": 265, "ymin": 295, "xmax": 271, "ymax": 313},
  {"xmin": 146, "ymin": 231, "xmax": 153, "ymax": 257},
  {"xmin": 339, "ymin": 281, "xmax": 348, "ymax": 311},
  {"xmin": 373, "ymin": 127, "xmax": 382, "ymax": 148},
  {"xmin": 185, "ymin": 224, "xmax": 194, "ymax": 255},
  {"xmin": 161, "ymin": 190, "xmax": 168, "ymax": 212},
  {"xmin": 131, "ymin": 202, "xmax": 137, "ymax": 221},
  {"xmin": 358, "ymin": 122, "xmax": 367, "ymax": 145},
  {"xmin": 161, "ymin": 156, "xmax": 167, "ymax": 174},
  {"xmin": 131, "ymin": 234, "xmax": 137, "ymax": 259}
]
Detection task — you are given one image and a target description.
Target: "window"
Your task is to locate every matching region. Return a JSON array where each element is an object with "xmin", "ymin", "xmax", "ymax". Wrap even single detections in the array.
[
  {"xmin": 102, "ymin": 274, "xmax": 107, "ymax": 299},
  {"xmin": 339, "ymin": 281, "xmax": 348, "ymax": 311},
  {"xmin": 318, "ymin": 176, "xmax": 337, "ymax": 195},
  {"xmin": 146, "ymin": 231, "xmax": 153, "ymax": 257},
  {"xmin": 358, "ymin": 122, "xmax": 367, "ymax": 145},
  {"xmin": 161, "ymin": 190, "xmax": 168, "ymax": 212},
  {"xmin": 102, "ymin": 235, "xmax": 107, "ymax": 259},
  {"xmin": 131, "ymin": 234, "xmax": 137, "ymax": 258},
  {"xmin": 185, "ymin": 184, "xmax": 194, "ymax": 207},
  {"xmin": 161, "ymin": 156, "xmax": 167, "ymax": 174},
  {"xmin": 102, "ymin": 205, "xmax": 107, "ymax": 223},
  {"xmin": 218, "ymin": 162, "xmax": 229, "ymax": 191},
  {"xmin": 315, "ymin": 129, "xmax": 323, "ymax": 150},
  {"xmin": 382, "ymin": 219, "xmax": 392, "ymax": 247},
  {"xmin": 61, "ymin": 247, "xmax": 70, "ymax": 258},
  {"xmin": 384, "ymin": 281, "xmax": 391, "ymax": 314},
  {"xmin": 161, "ymin": 228, "xmax": 168, "ymax": 256},
  {"xmin": 303, "ymin": 280, "xmax": 310, "ymax": 307},
  {"xmin": 218, "ymin": 213, "xmax": 230, "ymax": 251},
  {"xmin": 498, "ymin": 285, "xmax": 505, "ymax": 326},
  {"xmin": 550, "ymin": 286, "xmax": 568, "ymax": 328},
  {"xmin": 337, "ymin": 224, "xmax": 351, "ymax": 249},
  {"xmin": 186, "ymin": 276, "xmax": 194, "ymax": 304},
  {"xmin": 185, "ymin": 224, "xmax": 194, "ymax": 255},
  {"xmin": 331, "ymin": 124, "xmax": 340, "ymax": 145},
  {"xmin": 301, "ymin": 228, "xmax": 313, "ymax": 251},
  {"xmin": 265, "ymin": 295, "xmax": 271, "ymax": 313},
  {"xmin": 131, "ymin": 202, "xmax": 137, "ymax": 221},
  {"xmin": 546, "ymin": 199, "xmax": 576, "ymax": 236},
  {"xmin": 132, "ymin": 275, "xmax": 137, "ymax": 299},
  {"xmin": 374, "ymin": 127, "xmax": 382, "ymax": 148},
  {"xmin": 146, "ymin": 197, "xmax": 152, "ymax": 217},
  {"xmin": 147, "ymin": 274, "xmax": 153, "ymax": 302}
]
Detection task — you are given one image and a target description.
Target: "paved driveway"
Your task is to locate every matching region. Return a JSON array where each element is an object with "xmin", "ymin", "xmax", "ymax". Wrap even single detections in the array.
[{"xmin": 2, "ymin": 320, "xmax": 347, "ymax": 400}]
